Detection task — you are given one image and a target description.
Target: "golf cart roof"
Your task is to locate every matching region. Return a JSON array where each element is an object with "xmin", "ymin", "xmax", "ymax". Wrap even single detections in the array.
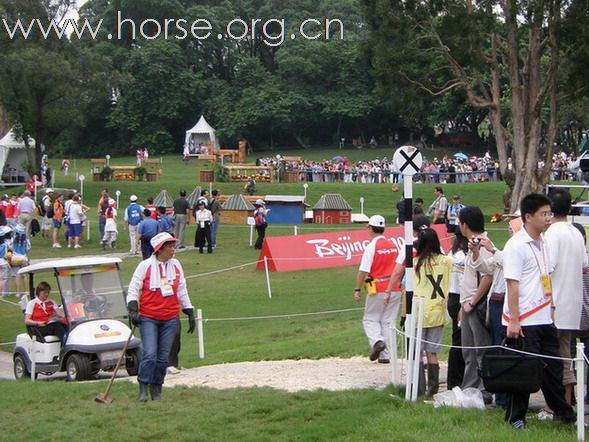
[{"xmin": 18, "ymin": 257, "xmax": 123, "ymax": 275}]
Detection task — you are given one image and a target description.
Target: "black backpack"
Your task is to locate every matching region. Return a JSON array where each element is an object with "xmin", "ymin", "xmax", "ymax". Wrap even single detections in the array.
[
  {"xmin": 30, "ymin": 218, "xmax": 40, "ymax": 236},
  {"xmin": 46, "ymin": 204, "xmax": 54, "ymax": 219}
]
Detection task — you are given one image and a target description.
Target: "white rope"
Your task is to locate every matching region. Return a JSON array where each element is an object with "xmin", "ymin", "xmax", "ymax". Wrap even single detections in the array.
[
  {"xmin": 204, "ymin": 307, "xmax": 363, "ymax": 322},
  {"xmin": 392, "ymin": 325, "xmax": 575, "ymax": 362},
  {"xmin": 184, "ymin": 260, "xmax": 260, "ymax": 280},
  {"xmin": 0, "ymin": 298, "xmax": 20, "ymax": 307},
  {"xmin": 0, "ymin": 341, "xmax": 16, "ymax": 346}
]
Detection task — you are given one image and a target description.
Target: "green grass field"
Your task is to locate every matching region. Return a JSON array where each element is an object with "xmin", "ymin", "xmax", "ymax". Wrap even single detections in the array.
[{"xmin": 0, "ymin": 152, "xmax": 575, "ymax": 441}]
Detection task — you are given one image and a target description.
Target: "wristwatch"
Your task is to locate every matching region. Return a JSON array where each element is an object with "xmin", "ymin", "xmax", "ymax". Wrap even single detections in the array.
[{"xmin": 491, "ymin": 247, "xmax": 498, "ymax": 254}]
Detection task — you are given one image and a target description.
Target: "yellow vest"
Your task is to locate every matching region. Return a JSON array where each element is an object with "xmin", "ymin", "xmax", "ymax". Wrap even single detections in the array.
[{"xmin": 414, "ymin": 255, "xmax": 453, "ymax": 328}]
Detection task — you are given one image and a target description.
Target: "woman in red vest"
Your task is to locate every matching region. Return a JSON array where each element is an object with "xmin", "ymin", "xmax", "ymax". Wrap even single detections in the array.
[
  {"xmin": 24, "ymin": 281, "xmax": 67, "ymax": 344},
  {"xmin": 126, "ymin": 232, "xmax": 196, "ymax": 401}
]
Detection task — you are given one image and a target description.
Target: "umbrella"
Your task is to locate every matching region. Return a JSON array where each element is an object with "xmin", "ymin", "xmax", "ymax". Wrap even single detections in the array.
[{"xmin": 453, "ymin": 152, "xmax": 468, "ymax": 160}]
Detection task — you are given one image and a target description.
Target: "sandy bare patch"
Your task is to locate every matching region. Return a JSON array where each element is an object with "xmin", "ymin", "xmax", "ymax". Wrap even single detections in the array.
[{"xmin": 162, "ymin": 356, "xmax": 394, "ymax": 392}]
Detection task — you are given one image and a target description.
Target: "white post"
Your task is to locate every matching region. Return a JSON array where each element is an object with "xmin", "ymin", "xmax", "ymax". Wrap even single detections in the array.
[
  {"xmin": 264, "ymin": 256, "xmax": 272, "ymax": 299},
  {"xmin": 197, "ymin": 308, "xmax": 205, "ymax": 359},
  {"xmin": 115, "ymin": 190, "xmax": 121, "ymax": 209},
  {"xmin": 410, "ymin": 297, "xmax": 424, "ymax": 401},
  {"xmin": 390, "ymin": 322, "xmax": 400, "ymax": 386},
  {"xmin": 303, "ymin": 183, "xmax": 308, "ymax": 202},
  {"xmin": 31, "ymin": 336, "xmax": 36, "ymax": 382},
  {"xmin": 577, "ymin": 342, "xmax": 585, "ymax": 442},
  {"xmin": 86, "ymin": 220, "xmax": 90, "ymax": 241},
  {"xmin": 249, "ymin": 224, "xmax": 254, "ymax": 246},
  {"xmin": 404, "ymin": 313, "xmax": 414, "ymax": 401},
  {"xmin": 209, "ymin": 181, "xmax": 212, "ymax": 196},
  {"xmin": 294, "ymin": 225, "xmax": 298, "ymax": 236},
  {"xmin": 51, "ymin": 170, "xmax": 55, "ymax": 187},
  {"xmin": 360, "ymin": 197, "xmax": 365, "ymax": 215}
]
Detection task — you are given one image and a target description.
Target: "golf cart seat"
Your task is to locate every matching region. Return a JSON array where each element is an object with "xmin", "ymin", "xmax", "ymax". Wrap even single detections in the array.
[{"xmin": 26, "ymin": 326, "xmax": 60, "ymax": 344}]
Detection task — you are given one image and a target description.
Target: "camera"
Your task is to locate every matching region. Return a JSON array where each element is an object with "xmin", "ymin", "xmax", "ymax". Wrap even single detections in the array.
[{"xmin": 471, "ymin": 237, "xmax": 481, "ymax": 245}]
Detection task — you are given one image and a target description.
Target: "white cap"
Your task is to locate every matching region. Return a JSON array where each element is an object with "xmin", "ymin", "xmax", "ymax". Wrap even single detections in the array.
[
  {"xmin": 255, "ymin": 199, "xmax": 265, "ymax": 206},
  {"xmin": 45, "ymin": 188, "xmax": 54, "ymax": 194},
  {"xmin": 368, "ymin": 215, "xmax": 385, "ymax": 228},
  {"xmin": 150, "ymin": 232, "xmax": 177, "ymax": 254},
  {"xmin": 130, "ymin": 195, "xmax": 138, "ymax": 202}
]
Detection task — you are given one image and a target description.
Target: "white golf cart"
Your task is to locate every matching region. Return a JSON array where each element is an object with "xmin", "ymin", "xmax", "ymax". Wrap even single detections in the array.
[{"xmin": 13, "ymin": 257, "xmax": 141, "ymax": 381}]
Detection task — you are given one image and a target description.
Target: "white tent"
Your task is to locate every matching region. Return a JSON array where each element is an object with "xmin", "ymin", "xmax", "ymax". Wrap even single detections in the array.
[
  {"xmin": 0, "ymin": 129, "xmax": 35, "ymax": 181},
  {"xmin": 184, "ymin": 115, "xmax": 219, "ymax": 153}
]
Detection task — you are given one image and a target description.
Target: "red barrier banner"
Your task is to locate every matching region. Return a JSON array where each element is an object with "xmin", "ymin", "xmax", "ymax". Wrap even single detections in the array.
[{"xmin": 257, "ymin": 224, "xmax": 453, "ymax": 272}]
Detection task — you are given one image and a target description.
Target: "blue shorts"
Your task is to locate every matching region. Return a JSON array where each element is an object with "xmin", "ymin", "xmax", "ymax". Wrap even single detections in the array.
[
  {"xmin": 69, "ymin": 223, "xmax": 81, "ymax": 237},
  {"xmin": 53, "ymin": 220, "xmax": 62, "ymax": 229}
]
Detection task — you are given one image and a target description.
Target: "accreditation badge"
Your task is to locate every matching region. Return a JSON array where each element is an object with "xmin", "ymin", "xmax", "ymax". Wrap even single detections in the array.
[
  {"xmin": 161, "ymin": 283, "xmax": 174, "ymax": 297},
  {"xmin": 541, "ymin": 274, "xmax": 552, "ymax": 297}
]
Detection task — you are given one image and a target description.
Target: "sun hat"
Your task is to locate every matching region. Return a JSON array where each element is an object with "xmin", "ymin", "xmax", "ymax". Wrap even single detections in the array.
[
  {"xmin": 45, "ymin": 188, "xmax": 54, "ymax": 194},
  {"xmin": 130, "ymin": 194, "xmax": 138, "ymax": 202},
  {"xmin": 368, "ymin": 215, "xmax": 385, "ymax": 228},
  {"xmin": 150, "ymin": 232, "xmax": 177, "ymax": 254},
  {"xmin": 255, "ymin": 199, "xmax": 265, "ymax": 206}
]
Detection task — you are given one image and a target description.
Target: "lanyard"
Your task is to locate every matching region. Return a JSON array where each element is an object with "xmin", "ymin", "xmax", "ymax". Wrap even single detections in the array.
[{"xmin": 528, "ymin": 241, "xmax": 548, "ymax": 275}]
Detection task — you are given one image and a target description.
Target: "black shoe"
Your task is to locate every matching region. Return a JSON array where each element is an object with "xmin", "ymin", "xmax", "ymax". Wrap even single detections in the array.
[
  {"xmin": 482, "ymin": 390, "xmax": 493, "ymax": 405},
  {"xmin": 511, "ymin": 420, "xmax": 525, "ymax": 430},
  {"xmin": 139, "ymin": 383, "xmax": 149, "ymax": 402},
  {"xmin": 369, "ymin": 340, "xmax": 386, "ymax": 361},
  {"xmin": 207, "ymin": 249, "xmax": 212, "ymax": 253},
  {"xmin": 199, "ymin": 249, "xmax": 204, "ymax": 254},
  {"xmin": 378, "ymin": 359, "xmax": 390, "ymax": 364},
  {"xmin": 179, "ymin": 245, "xmax": 186, "ymax": 249},
  {"xmin": 149, "ymin": 384, "xmax": 162, "ymax": 401}
]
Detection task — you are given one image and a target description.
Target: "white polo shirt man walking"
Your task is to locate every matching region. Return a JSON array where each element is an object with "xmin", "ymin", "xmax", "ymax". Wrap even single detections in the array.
[{"xmin": 354, "ymin": 215, "xmax": 399, "ymax": 363}]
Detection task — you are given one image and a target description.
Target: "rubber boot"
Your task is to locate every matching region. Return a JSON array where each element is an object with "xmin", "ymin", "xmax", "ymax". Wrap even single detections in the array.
[
  {"xmin": 150, "ymin": 384, "xmax": 163, "ymax": 400},
  {"xmin": 418, "ymin": 362, "xmax": 426, "ymax": 396},
  {"xmin": 139, "ymin": 383, "xmax": 149, "ymax": 402},
  {"xmin": 426, "ymin": 363, "xmax": 440, "ymax": 398}
]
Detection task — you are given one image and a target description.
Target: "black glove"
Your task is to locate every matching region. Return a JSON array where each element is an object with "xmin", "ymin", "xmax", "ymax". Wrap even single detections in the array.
[
  {"xmin": 183, "ymin": 308, "xmax": 196, "ymax": 334},
  {"xmin": 127, "ymin": 301, "xmax": 141, "ymax": 326}
]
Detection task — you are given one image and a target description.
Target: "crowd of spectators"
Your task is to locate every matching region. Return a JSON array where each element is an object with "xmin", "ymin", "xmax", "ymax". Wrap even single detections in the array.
[{"xmin": 255, "ymin": 150, "xmax": 584, "ymax": 184}]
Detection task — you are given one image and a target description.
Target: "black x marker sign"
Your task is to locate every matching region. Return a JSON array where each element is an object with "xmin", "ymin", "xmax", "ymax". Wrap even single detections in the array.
[
  {"xmin": 399, "ymin": 149, "xmax": 420, "ymax": 173},
  {"xmin": 426, "ymin": 274, "xmax": 445, "ymax": 300}
]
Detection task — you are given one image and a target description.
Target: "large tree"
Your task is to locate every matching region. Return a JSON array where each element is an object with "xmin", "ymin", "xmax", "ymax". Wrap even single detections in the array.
[{"xmin": 364, "ymin": 0, "xmax": 571, "ymax": 209}]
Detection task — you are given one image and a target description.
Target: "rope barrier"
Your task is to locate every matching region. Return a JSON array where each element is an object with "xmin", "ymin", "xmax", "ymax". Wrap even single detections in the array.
[
  {"xmin": 392, "ymin": 325, "xmax": 576, "ymax": 362},
  {"xmin": 0, "ymin": 341, "xmax": 16, "ymax": 346},
  {"xmin": 204, "ymin": 307, "xmax": 363, "ymax": 323},
  {"xmin": 184, "ymin": 260, "xmax": 260, "ymax": 280}
]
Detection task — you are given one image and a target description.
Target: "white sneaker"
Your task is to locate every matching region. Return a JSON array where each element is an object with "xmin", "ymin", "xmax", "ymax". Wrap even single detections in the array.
[
  {"xmin": 52, "ymin": 243, "xmax": 62, "ymax": 248},
  {"xmin": 537, "ymin": 409, "xmax": 553, "ymax": 421},
  {"xmin": 67, "ymin": 244, "xmax": 72, "ymax": 248},
  {"xmin": 74, "ymin": 244, "xmax": 82, "ymax": 249},
  {"xmin": 167, "ymin": 366, "xmax": 181, "ymax": 375}
]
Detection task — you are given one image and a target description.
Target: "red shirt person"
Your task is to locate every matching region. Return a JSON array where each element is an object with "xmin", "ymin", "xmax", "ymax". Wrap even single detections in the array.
[{"xmin": 24, "ymin": 281, "xmax": 67, "ymax": 344}]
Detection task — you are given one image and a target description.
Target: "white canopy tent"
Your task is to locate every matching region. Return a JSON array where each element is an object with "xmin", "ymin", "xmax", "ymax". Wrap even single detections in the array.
[
  {"xmin": 0, "ymin": 129, "xmax": 35, "ymax": 181},
  {"xmin": 184, "ymin": 115, "xmax": 219, "ymax": 153}
]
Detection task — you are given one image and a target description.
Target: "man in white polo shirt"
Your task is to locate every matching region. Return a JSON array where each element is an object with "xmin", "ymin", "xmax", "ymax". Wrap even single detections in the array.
[
  {"xmin": 353, "ymin": 215, "xmax": 398, "ymax": 363},
  {"xmin": 503, "ymin": 193, "xmax": 575, "ymax": 430},
  {"xmin": 546, "ymin": 189, "xmax": 588, "ymax": 405}
]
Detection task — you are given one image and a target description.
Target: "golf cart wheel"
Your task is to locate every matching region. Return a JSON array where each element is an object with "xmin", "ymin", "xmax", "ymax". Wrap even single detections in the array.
[
  {"xmin": 125, "ymin": 349, "xmax": 139, "ymax": 376},
  {"xmin": 13, "ymin": 354, "xmax": 31, "ymax": 380},
  {"xmin": 66, "ymin": 354, "xmax": 91, "ymax": 382}
]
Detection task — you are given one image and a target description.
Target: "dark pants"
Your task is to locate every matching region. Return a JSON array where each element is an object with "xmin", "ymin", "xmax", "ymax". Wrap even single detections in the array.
[
  {"xmin": 35, "ymin": 322, "xmax": 68, "ymax": 345},
  {"xmin": 141, "ymin": 237, "xmax": 154, "ymax": 260},
  {"xmin": 505, "ymin": 324, "xmax": 575, "ymax": 424},
  {"xmin": 195, "ymin": 226, "xmax": 212, "ymax": 253},
  {"xmin": 489, "ymin": 299, "xmax": 507, "ymax": 407},
  {"xmin": 99, "ymin": 215, "xmax": 106, "ymax": 239},
  {"xmin": 168, "ymin": 321, "xmax": 181, "ymax": 368},
  {"xmin": 446, "ymin": 293, "xmax": 465, "ymax": 389},
  {"xmin": 255, "ymin": 224, "xmax": 267, "ymax": 249}
]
